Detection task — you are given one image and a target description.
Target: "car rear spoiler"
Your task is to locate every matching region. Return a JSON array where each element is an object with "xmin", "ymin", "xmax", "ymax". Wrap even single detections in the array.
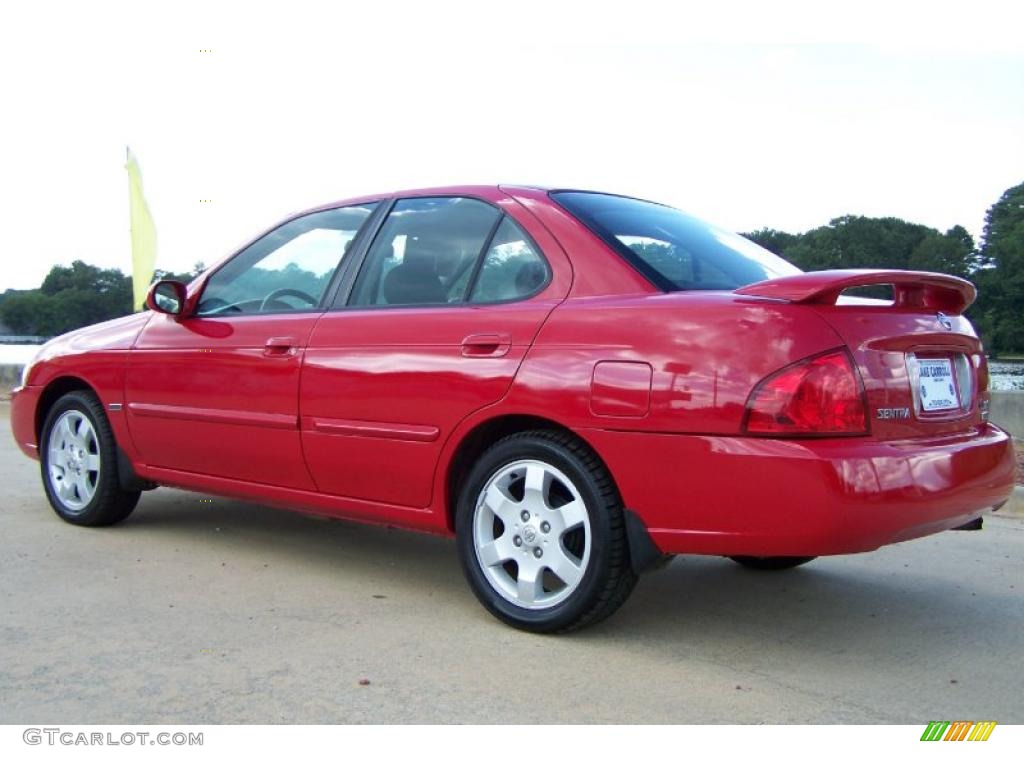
[{"xmin": 733, "ymin": 269, "xmax": 976, "ymax": 314}]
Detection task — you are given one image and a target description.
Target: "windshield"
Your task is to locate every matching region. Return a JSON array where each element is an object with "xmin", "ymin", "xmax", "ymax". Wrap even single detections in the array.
[{"xmin": 551, "ymin": 191, "xmax": 801, "ymax": 291}]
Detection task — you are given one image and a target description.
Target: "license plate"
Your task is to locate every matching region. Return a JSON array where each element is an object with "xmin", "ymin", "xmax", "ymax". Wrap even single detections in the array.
[{"xmin": 917, "ymin": 358, "xmax": 959, "ymax": 411}]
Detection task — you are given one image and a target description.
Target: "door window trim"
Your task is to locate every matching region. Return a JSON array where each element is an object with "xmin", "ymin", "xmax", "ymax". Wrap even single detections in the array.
[{"xmin": 318, "ymin": 200, "xmax": 391, "ymax": 309}]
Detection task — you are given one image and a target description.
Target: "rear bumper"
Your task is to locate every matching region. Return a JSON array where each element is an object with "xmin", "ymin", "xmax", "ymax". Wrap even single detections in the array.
[
  {"xmin": 583, "ymin": 423, "xmax": 1016, "ymax": 556},
  {"xmin": 10, "ymin": 385, "xmax": 41, "ymax": 460}
]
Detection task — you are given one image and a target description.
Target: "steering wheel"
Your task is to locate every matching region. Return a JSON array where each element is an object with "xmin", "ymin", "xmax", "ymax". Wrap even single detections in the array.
[{"xmin": 258, "ymin": 287, "xmax": 319, "ymax": 312}]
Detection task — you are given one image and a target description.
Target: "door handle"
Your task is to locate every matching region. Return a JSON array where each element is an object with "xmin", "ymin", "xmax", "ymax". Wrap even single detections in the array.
[
  {"xmin": 264, "ymin": 336, "xmax": 297, "ymax": 356},
  {"xmin": 461, "ymin": 333, "xmax": 512, "ymax": 358}
]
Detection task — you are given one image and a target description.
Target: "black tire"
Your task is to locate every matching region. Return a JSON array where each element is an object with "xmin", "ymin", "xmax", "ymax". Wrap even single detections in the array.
[
  {"xmin": 729, "ymin": 555, "xmax": 817, "ymax": 571},
  {"xmin": 39, "ymin": 390, "xmax": 140, "ymax": 526},
  {"xmin": 455, "ymin": 429, "xmax": 637, "ymax": 633}
]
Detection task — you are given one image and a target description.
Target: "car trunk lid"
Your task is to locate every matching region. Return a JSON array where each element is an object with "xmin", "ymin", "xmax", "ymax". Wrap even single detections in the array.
[{"xmin": 735, "ymin": 270, "xmax": 987, "ymax": 439}]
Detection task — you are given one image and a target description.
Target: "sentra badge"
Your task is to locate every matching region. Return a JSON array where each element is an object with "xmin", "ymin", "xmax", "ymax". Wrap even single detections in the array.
[{"xmin": 876, "ymin": 407, "xmax": 911, "ymax": 420}]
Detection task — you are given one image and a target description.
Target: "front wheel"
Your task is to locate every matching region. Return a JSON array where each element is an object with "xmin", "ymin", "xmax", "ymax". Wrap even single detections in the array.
[
  {"xmin": 456, "ymin": 430, "xmax": 637, "ymax": 633},
  {"xmin": 40, "ymin": 390, "xmax": 140, "ymax": 526},
  {"xmin": 729, "ymin": 556, "xmax": 817, "ymax": 571}
]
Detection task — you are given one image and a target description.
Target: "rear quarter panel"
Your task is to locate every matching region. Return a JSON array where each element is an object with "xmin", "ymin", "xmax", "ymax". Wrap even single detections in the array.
[{"xmin": 502, "ymin": 292, "xmax": 846, "ymax": 435}]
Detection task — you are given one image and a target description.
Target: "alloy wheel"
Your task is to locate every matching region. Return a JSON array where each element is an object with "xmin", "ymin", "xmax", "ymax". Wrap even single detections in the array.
[
  {"xmin": 46, "ymin": 409, "xmax": 101, "ymax": 512},
  {"xmin": 472, "ymin": 459, "xmax": 592, "ymax": 610}
]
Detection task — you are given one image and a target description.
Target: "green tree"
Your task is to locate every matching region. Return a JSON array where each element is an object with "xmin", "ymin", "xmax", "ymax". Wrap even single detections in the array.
[
  {"xmin": 0, "ymin": 260, "xmax": 205, "ymax": 338},
  {"xmin": 972, "ymin": 182, "xmax": 1024, "ymax": 354},
  {"xmin": 0, "ymin": 292, "xmax": 60, "ymax": 336},
  {"xmin": 744, "ymin": 217, "xmax": 976, "ymax": 277},
  {"xmin": 0, "ymin": 288, "xmax": 28, "ymax": 314},
  {"xmin": 908, "ymin": 227, "xmax": 974, "ymax": 279},
  {"xmin": 153, "ymin": 261, "xmax": 206, "ymax": 285},
  {"xmin": 41, "ymin": 261, "xmax": 130, "ymax": 297},
  {"xmin": 743, "ymin": 228, "xmax": 800, "ymax": 256}
]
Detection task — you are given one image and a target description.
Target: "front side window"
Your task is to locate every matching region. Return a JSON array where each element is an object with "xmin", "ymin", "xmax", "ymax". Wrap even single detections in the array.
[
  {"xmin": 551, "ymin": 191, "xmax": 801, "ymax": 291},
  {"xmin": 350, "ymin": 197, "xmax": 501, "ymax": 307},
  {"xmin": 197, "ymin": 204, "xmax": 377, "ymax": 316}
]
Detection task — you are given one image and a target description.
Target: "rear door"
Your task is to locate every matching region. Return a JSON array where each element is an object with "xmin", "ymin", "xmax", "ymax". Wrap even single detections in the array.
[{"xmin": 299, "ymin": 192, "xmax": 571, "ymax": 508}]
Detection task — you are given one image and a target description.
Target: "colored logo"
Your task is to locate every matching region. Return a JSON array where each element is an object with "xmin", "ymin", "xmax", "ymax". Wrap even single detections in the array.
[{"xmin": 920, "ymin": 721, "xmax": 996, "ymax": 741}]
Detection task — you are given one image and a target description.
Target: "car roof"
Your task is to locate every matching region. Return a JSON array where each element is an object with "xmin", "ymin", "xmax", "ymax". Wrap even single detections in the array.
[
  {"xmin": 300, "ymin": 184, "xmax": 546, "ymax": 213},
  {"xmin": 297, "ymin": 185, "xmax": 666, "ymax": 220}
]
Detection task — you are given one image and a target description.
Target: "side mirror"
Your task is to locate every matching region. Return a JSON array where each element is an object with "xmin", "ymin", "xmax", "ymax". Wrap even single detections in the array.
[{"xmin": 146, "ymin": 280, "xmax": 188, "ymax": 318}]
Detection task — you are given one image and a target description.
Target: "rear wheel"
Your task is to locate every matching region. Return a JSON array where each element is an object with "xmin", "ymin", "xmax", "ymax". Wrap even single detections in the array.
[
  {"xmin": 729, "ymin": 555, "xmax": 817, "ymax": 571},
  {"xmin": 40, "ymin": 390, "xmax": 140, "ymax": 526},
  {"xmin": 456, "ymin": 430, "xmax": 636, "ymax": 633}
]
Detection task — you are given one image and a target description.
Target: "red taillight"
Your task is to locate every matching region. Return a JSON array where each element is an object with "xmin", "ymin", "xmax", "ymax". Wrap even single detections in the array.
[
  {"xmin": 744, "ymin": 349, "xmax": 867, "ymax": 436},
  {"xmin": 974, "ymin": 353, "xmax": 990, "ymax": 393},
  {"xmin": 974, "ymin": 353, "xmax": 990, "ymax": 421}
]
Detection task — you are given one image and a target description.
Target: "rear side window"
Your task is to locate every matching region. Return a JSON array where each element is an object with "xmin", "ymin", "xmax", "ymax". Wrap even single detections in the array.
[
  {"xmin": 469, "ymin": 217, "xmax": 549, "ymax": 303},
  {"xmin": 551, "ymin": 191, "xmax": 801, "ymax": 291}
]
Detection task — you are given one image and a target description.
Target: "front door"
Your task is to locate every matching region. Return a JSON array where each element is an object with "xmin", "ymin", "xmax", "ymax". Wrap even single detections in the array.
[{"xmin": 125, "ymin": 202, "xmax": 379, "ymax": 488}]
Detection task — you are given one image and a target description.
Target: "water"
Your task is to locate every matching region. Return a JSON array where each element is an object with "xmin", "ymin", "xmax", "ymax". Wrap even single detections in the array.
[
  {"xmin": 990, "ymin": 361, "xmax": 1024, "ymax": 392},
  {"xmin": 3, "ymin": 343, "xmax": 1024, "ymax": 390},
  {"xmin": 0, "ymin": 344, "xmax": 42, "ymax": 365}
]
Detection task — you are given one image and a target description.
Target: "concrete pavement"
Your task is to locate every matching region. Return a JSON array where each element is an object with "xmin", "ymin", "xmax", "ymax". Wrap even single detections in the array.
[{"xmin": 1, "ymin": 403, "xmax": 1022, "ymax": 723}]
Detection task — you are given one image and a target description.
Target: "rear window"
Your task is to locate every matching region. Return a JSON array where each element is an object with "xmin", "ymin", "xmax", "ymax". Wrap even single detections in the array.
[{"xmin": 551, "ymin": 191, "xmax": 801, "ymax": 291}]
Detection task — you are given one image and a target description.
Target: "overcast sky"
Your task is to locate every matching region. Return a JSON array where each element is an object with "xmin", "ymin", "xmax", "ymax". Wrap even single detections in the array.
[{"xmin": 1, "ymin": 0, "xmax": 1021, "ymax": 290}]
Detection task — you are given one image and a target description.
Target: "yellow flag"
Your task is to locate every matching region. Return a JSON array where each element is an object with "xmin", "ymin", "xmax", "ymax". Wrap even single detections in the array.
[{"xmin": 125, "ymin": 148, "xmax": 157, "ymax": 310}]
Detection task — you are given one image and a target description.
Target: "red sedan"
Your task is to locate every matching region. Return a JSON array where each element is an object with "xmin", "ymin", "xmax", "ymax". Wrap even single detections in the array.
[{"xmin": 10, "ymin": 186, "xmax": 1016, "ymax": 632}]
